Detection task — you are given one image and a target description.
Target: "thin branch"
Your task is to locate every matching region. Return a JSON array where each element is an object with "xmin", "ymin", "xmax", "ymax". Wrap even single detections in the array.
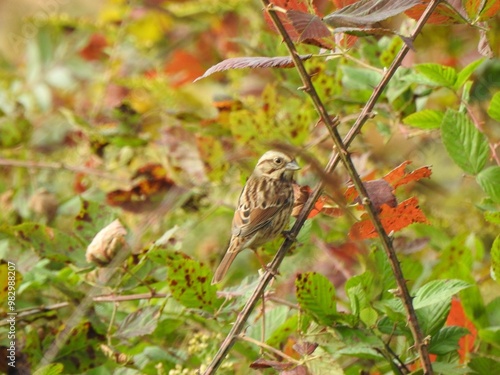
[
  {"xmin": 0, "ymin": 158, "xmax": 128, "ymax": 183},
  {"xmin": 0, "ymin": 302, "xmax": 69, "ymax": 325},
  {"xmin": 238, "ymin": 335, "xmax": 301, "ymax": 365},
  {"xmin": 0, "ymin": 292, "xmax": 168, "ymax": 327},
  {"xmin": 93, "ymin": 291, "xmax": 167, "ymax": 302},
  {"xmin": 202, "ymin": 1, "xmax": 442, "ymax": 374}
]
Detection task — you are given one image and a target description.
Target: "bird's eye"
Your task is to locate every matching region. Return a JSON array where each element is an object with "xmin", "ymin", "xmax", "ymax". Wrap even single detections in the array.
[{"xmin": 274, "ymin": 157, "xmax": 283, "ymax": 164}]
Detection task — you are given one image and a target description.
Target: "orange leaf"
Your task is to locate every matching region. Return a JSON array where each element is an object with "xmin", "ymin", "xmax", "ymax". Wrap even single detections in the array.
[
  {"xmin": 384, "ymin": 161, "xmax": 432, "ymax": 189},
  {"xmin": 446, "ymin": 299, "xmax": 477, "ymax": 362},
  {"xmin": 292, "ymin": 184, "xmax": 338, "ymax": 219},
  {"xmin": 383, "ymin": 160, "xmax": 412, "ymax": 186},
  {"xmin": 405, "ymin": 1, "xmax": 467, "ymax": 24},
  {"xmin": 164, "ymin": 50, "xmax": 205, "ymax": 87},
  {"xmin": 79, "ymin": 33, "xmax": 108, "ymax": 61},
  {"xmin": 349, "ymin": 197, "xmax": 428, "ymax": 240}
]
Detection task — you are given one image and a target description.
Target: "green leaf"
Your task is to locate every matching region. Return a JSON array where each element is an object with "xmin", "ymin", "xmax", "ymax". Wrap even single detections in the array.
[
  {"xmin": 478, "ymin": 326, "xmax": 500, "ymax": 346},
  {"xmin": 116, "ymin": 306, "xmax": 161, "ymax": 339},
  {"xmin": 477, "ymin": 166, "xmax": 500, "ymax": 202},
  {"xmin": 266, "ymin": 313, "xmax": 309, "ymax": 348},
  {"xmin": 334, "ymin": 326, "xmax": 385, "ymax": 359},
  {"xmin": 11, "ymin": 223, "xmax": 87, "ymax": 267},
  {"xmin": 44, "ymin": 322, "xmax": 107, "ymax": 373},
  {"xmin": 490, "ymin": 235, "xmax": 500, "ymax": 283},
  {"xmin": 340, "ymin": 66, "xmax": 383, "ymax": 91},
  {"xmin": 403, "ymin": 109, "xmax": 444, "ymax": 129},
  {"xmin": 441, "ymin": 110, "xmax": 489, "ymax": 175},
  {"xmin": 345, "ymin": 271, "xmax": 373, "ymax": 318},
  {"xmin": 413, "ymin": 279, "xmax": 471, "ymax": 309},
  {"xmin": 0, "ymin": 115, "xmax": 32, "ymax": 147},
  {"xmin": 487, "ymin": 92, "xmax": 500, "ymax": 122},
  {"xmin": 429, "ymin": 326, "xmax": 470, "ymax": 355},
  {"xmin": 296, "ymin": 272, "xmax": 337, "ymax": 326},
  {"xmin": 306, "ymin": 353, "xmax": 344, "ymax": 375},
  {"xmin": 377, "ymin": 316, "xmax": 410, "ymax": 336},
  {"xmin": 469, "ymin": 356, "xmax": 500, "ymax": 375},
  {"xmin": 417, "ymin": 299, "xmax": 451, "ymax": 336},
  {"xmin": 247, "ymin": 305, "xmax": 289, "ymax": 342},
  {"xmin": 484, "ymin": 211, "xmax": 500, "ymax": 225},
  {"xmin": 486, "ymin": 296, "xmax": 500, "ymax": 327},
  {"xmin": 431, "ymin": 362, "xmax": 470, "ymax": 374},
  {"xmin": 33, "ymin": 363, "xmax": 64, "ymax": 375},
  {"xmin": 415, "ymin": 63, "xmax": 458, "ymax": 87},
  {"xmin": 455, "ymin": 59, "xmax": 484, "ymax": 89},
  {"xmin": 166, "ymin": 251, "xmax": 222, "ymax": 313},
  {"xmin": 74, "ymin": 198, "xmax": 116, "ymax": 243}
]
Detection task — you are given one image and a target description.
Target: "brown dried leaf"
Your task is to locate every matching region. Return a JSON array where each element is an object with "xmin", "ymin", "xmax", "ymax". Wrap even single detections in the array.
[
  {"xmin": 286, "ymin": 10, "xmax": 331, "ymax": 42},
  {"xmin": 355, "ymin": 179, "xmax": 397, "ymax": 211},
  {"xmin": 324, "ymin": 0, "xmax": 421, "ymax": 28},
  {"xmin": 86, "ymin": 219, "xmax": 129, "ymax": 266},
  {"xmin": 106, "ymin": 164, "xmax": 178, "ymax": 213},
  {"xmin": 293, "ymin": 341, "xmax": 318, "ymax": 356},
  {"xmin": 195, "ymin": 55, "xmax": 312, "ymax": 82},
  {"xmin": 478, "ymin": 27, "xmax": 494, "ymax": 58},
  {"xmin": 346, "ymin": 179, "xmax": 396, "ymax": 211},
  {"xmin": 250, "ymin": 358, "xmax": 294, "ymax": 371}
]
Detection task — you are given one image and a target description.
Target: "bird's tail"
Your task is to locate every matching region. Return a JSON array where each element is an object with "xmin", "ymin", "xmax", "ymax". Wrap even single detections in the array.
[{"xmin": 211, "ymin": 247, "xmax": 239, "ymax": 285}]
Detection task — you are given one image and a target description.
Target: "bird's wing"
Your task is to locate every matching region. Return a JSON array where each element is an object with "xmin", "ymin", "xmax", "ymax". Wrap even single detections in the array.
[{"xmin": 231, "ymin": 178, "xmax": 290, "ymax": 238}]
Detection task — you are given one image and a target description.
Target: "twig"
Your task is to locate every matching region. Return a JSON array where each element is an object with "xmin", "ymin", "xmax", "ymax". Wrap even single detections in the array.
[
  {"xmin": 202, "ymin": 1, "xmax": 441, "ymax": 374},
  {"xmin": 93, "ymin": 291, "xmax": 167, "ymax": 302},
  {"xmin": 0, "ymin": 302, "xmax": 69, "ymax": 325},
  {"xmin": 0, "ymin": 158, "xmax": 127, "ymax": 183},
  {"xmin": 238, "ymin": 335, "xmax": 301, "ymax": 365},
  {"xmin": 0, "ymin": 292, "xmax": 168, "ymax": 327}
]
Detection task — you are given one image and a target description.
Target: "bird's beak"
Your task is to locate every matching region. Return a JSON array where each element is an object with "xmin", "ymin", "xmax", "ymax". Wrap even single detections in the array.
[{"xmin": 285, "ymin": 160, "xmax": 300, "ymax": 171}]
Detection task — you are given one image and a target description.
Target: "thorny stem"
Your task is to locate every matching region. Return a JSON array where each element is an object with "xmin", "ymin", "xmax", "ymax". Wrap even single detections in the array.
[{"xmin": 203, "ymin": 1, "xmax": 442, "ymax": 374}]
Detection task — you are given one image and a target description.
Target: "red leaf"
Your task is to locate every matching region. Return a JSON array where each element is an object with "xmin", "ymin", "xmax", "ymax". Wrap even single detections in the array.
[
  {"xmin": 286, "ymin": 10, "xmax": 331, "ymax": 42},
  {"xmin": 195, "ymin": 55, "xmax": 312, "ymax": 82},
  {"xmin": 349, "ymin": 197, "xmax": 428, "ymax": 240},
  {"xmin": 250, "ymin": 358, "xmax": 294, "ymax": 370},
  {"xmin": 405, "ymin": 0, "xmax": 468, "ymax": 24},
  {"xmin": 79, "ymin": 33, "xmax": 108, "ymax": 61},
  {"xmin": 383, "ymin": 161, "xmax": 432, "ymax": 189},
  {"xmin": 446, "ymin": 299, "xmax": 477, "ymax": 362},
  {"xmin": 164, "ymin": 50, "xmax": 205, "ymax": 87},
  {"xmin": 264, "ymin": 0, "xmax": 337, "ymax": 49},
  {"xmin": 292, "ymin": 183, "xmax": 334, "ymax": 219}
]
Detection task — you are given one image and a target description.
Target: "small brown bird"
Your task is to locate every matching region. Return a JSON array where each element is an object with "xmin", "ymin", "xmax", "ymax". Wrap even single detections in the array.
[{"xmin": 211, "ymin": 150, "xmax": 300, "ymax": 284}]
